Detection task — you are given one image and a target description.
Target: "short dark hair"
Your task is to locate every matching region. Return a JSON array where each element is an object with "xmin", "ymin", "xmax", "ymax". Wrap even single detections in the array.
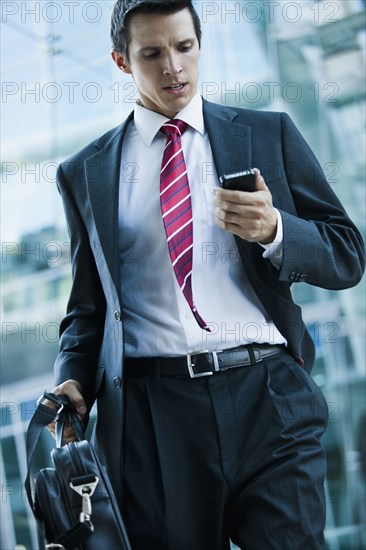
[{"xmin": 111, "ymin": 0, "xmax": 202, "ymax": 61}]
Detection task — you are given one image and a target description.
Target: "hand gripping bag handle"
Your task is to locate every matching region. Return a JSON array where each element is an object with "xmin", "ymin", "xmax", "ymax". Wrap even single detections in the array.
[
  {"xmin": 25, "ymin": 392, "xmax": 132, "ymax": 550},
  {"xmin": 25, "ymin": 392, "xmax": 84, "ymax": 512}
]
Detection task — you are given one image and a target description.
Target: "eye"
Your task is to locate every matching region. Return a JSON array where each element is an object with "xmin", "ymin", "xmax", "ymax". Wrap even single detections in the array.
[
  {"xmin": 143, "ymin": 51, "xmax": 160, "ymax": 60},
  {"xmin": 179, "ymin": 44, "xmax": 193, "ymax": 53}
]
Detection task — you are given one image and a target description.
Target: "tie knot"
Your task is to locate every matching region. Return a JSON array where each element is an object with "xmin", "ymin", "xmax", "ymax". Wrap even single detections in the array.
[{"xmin": 160, "ymin": 119, "xmax": 188, "ymax": 138}]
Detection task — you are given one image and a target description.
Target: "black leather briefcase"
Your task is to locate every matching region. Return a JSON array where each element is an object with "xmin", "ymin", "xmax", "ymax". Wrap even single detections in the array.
[{"xmin": 25, "ymin": 392, "xmax": 131, "ymax": 550}]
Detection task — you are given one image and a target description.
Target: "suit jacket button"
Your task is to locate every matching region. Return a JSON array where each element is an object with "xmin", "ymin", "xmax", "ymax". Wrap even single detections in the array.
[
  {"xmin": 114, "ymin": 377, "xmax": 122, "ymax": 388},
  {"xmin": 114, "ymin": 310, "xmax": 121, "ymax": 321}
]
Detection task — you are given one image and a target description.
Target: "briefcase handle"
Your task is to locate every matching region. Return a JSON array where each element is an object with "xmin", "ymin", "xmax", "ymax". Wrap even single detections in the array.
[
  {"xmin": 25, "ymin": 392, "xmax": 85, "ymax": 512},
  {"xmin": 42, "ymin": 392, "xmax": 85, "ymax": 447}
]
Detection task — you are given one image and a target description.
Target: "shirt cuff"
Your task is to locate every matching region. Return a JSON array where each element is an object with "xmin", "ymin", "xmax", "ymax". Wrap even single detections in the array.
[{"xmin": 258, "ymin": 208, "xmax": 283, "ymax": 269}]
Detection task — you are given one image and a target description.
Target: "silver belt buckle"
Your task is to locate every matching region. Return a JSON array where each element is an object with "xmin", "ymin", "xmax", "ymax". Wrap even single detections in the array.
[{"xmin": 187, "ymin": 350, "xmax": 221, "ymax": 378}]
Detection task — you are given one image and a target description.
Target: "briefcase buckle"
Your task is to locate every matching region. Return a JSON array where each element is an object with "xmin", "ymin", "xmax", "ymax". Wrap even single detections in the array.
[{"xmin": 70, "ymin": 476, "xmax": 99, "ymax": 526}]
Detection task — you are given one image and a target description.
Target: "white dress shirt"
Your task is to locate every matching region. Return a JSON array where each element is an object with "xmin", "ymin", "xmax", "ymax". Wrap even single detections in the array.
[{"xmin": 118, "ymin": 93, "xmax": 286, "ymax": 356}]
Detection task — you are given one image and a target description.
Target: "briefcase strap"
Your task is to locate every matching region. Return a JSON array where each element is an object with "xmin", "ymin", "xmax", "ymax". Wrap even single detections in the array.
[
  {"xmin": 25, "ymin": 393, "xmax": 96, "ymax": 549},
  {"xmin": 25, "ymin": 393, "xmax": 84, "ymax": 514},
  {"xmin": 26, "ymin": 393, "xmax": 131, "ymax": 550},
  {"xmin": 53, "ymin": 519, "xmax": 93, "ymax": 550}
]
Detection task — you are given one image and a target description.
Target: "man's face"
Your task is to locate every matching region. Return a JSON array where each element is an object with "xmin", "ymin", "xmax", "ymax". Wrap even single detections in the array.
[{"xmin": 112, "ymin": 8, "xmax": 200, "ymax": 118}]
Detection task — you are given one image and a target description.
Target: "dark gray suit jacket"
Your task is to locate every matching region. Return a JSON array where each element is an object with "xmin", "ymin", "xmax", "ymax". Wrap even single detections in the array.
[{"xmin": 54, "ymin": 99, "xmax": 365, "ymax": 502}]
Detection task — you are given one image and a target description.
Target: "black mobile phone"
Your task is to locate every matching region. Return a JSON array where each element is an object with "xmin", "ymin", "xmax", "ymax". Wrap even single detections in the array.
[{"xmin": 219, "ymin": 169, "xmax": 256, "ymax": 192}]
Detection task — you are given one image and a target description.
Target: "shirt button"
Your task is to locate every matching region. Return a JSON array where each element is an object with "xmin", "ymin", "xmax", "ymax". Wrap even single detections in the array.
[
  {"xmin": 113, "ymin": 377, "xmax": 122, "ymax": 388},
  {"xmin": 114, "ymin": 310, "xmax": 121, "ymax": 321}
]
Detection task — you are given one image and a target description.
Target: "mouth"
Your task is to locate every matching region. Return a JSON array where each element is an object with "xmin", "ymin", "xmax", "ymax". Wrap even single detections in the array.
[{"xmin": 163, "ymin": 83, "xmax": 187, "ymax": 94}]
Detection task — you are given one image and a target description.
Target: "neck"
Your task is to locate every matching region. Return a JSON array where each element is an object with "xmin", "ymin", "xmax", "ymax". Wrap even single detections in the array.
[{"xmin": 136, "ymin": 98, "xmax": 178, "ymax": 119}]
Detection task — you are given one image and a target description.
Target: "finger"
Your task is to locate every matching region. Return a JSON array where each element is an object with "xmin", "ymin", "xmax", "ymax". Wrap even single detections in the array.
[
  {"xmin": 215, "ymin": 199, "xmax": 262, "ymax": 219},
  {"xmin": 215, "ymin": 188, "xmax": 269, "ymax": 217},
  {"xmin": 60, "ymin": 425, "xmax": 79, "ymax": 443},
  {"xmin": 252, "ymin": 168, "xmax": 267, "ymax": 191},
  {"xmin": 46, "ymin": 417, "xmax": 80, "ymax": 442},
  {"xmin": 215, "ymin": 208, "xmax": 262, "ymax": 231},
  {"xmin": 215, "ymin": 215, "xmax": 265, "ymax": 242},
  {"xmin": 213, "ymin": 187, "xmax": 253, "ymax": 206},
  {"xmin": 50, "ymin": 380, "xmax": 87, "ymax": 415},
  {"xmin": 215, "ymin": 215, "xmax": 240, "ymax": 231},
  {"xmin": 215, "ymin": 217, "xmax": 249, "ymax": 239},
  {"xmin": 215, "ymin": 207, "xmax": 250, "ymax": 225}
]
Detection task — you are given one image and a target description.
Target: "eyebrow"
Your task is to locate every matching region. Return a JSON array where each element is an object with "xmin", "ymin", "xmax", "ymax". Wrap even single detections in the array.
[{"xmin": 138, "ymin": 38, "xmax": 195, "ymax": 53}]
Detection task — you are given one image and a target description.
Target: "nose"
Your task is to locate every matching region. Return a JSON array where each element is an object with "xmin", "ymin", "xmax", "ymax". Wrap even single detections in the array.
[{"xmin": 163, "ymin": 52, "xmax": 182, "ymax": 76}]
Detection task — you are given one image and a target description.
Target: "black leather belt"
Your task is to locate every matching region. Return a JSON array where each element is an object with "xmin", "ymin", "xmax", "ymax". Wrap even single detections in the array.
[{"xmin": 124, "ymin": 344, "xmax": 286, "ymax": 379}]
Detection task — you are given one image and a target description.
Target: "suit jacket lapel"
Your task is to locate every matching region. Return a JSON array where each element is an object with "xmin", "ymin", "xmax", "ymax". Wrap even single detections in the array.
[
  {"xmin": 203, "ymin": 100, "xmax": 253, "ymax": 258},
  {"xmin": 203, "ymin": 100, "xmax": 252, "ymax": 180},
  {"xmin": 85, "ymin": 112, "xmax": 134, "ymax": 296}
]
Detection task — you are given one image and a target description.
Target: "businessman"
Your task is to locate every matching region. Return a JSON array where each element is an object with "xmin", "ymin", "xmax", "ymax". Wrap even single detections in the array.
[{"xmin": 48, "ymin": 0, "xmax": 365, "ymax": 548}]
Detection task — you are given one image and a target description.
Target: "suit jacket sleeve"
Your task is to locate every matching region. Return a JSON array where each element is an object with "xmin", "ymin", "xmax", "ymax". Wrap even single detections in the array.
[
  {"xmin": 53, "ymin": 162, "xmax": 107, "ymax": 408},
  {"xmin": 276, "ymin": 112, "xmax": 365, "ymax": 289}
]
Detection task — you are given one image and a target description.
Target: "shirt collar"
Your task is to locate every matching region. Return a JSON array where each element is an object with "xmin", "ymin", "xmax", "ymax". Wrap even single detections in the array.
[{"xmin": 133, "ymin": 92, "xmax": 205, "ymax": 147}]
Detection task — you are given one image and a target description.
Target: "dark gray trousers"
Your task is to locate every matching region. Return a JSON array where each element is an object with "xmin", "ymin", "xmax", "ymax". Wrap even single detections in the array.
[{"xmin": 122, "ymin": 350, "xmax": 328, "ymax": 549}]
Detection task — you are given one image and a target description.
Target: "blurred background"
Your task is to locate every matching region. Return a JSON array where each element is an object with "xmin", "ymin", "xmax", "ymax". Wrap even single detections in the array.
[{"xmin": 1, "ymin": 0, "xmax": 365, "ymax": 548}]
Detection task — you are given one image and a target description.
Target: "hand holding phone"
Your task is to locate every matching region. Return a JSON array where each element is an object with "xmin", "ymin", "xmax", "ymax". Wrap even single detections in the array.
[
  {"xmin": 219, "ymin": 169, "xmax": 256, "ymax": 192},
  {"xmin": 215, "ymin": 168, "xmax": 277, "ymax": 243}
]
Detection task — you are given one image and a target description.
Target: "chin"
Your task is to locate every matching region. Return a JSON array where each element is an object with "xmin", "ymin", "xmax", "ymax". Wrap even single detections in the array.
[{"xmin": 172, "ymin": 95, "xmax": 192, "ymax": 109}]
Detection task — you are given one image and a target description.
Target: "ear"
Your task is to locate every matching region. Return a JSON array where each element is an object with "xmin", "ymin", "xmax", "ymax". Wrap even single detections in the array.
[{"xmin": 111, "ymin": 50, "xmax": 132, "ymax": 74}]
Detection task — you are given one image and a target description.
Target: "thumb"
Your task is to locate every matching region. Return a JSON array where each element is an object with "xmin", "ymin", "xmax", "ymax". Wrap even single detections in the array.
[
  {"xmin": 70, "ymin": 391, "xmax": 87, "ymax": 415},
  {"xmin": 253, "ymin": 168, "xmax": 267, "ymax": 191},
  {"xmin": 67, "ymin": 383, "xmax": 87, "ymax": 414}
]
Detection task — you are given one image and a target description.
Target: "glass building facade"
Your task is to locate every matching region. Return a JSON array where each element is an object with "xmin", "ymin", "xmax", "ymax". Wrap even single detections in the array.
[{"xmin": 1, "ymin": 1, "xmax": 365, "ymax": 548}]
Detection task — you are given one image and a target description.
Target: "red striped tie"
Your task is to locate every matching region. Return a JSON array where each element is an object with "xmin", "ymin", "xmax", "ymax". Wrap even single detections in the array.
[{"xmin": 160, "ymin": 119, "xmax": 210, "ymax": 331}]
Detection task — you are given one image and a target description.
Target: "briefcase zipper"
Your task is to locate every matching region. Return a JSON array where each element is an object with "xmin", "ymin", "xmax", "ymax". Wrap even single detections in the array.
[{"xmin": 69, "ymin": 443, "xmax": 86, "ymax": 476}]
